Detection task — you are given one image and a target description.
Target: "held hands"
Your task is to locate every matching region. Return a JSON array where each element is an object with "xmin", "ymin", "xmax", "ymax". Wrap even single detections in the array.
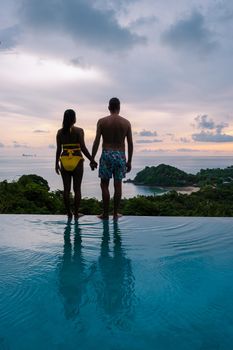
[{"xmin": 90, "ymin": 159, "xmax": 98, "ymax": 171}]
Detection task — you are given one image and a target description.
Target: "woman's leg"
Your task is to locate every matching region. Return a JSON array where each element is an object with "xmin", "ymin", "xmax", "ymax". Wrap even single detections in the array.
[
  {"xmin": 73, "ymin": 161, "xmax": 84, "ymax": 218},
  {"xmin": 61, "ymin": 169, "xmax": 72, "ymax": 218}
]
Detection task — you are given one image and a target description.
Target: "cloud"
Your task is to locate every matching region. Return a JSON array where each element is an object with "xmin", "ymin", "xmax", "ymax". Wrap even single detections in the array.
[
  {"xmin": 161, "ymin": 11, "xmax": 217, "ymax": 54},
  {"xmin": 192, "ymin": 114, "xmax": 233, "ymax": 142},
  {"xmin": 176, "ymin": 148, "xmax": 201, "ymax": 152},
  {"xmin": 136, "ymin": 139, "xmax": 162, "ymax": 144},
  {"xmin": 70, "ymin": 57, "xmax": 90, "ymax": 69},
  {"xmin": 215, "ymin": 123, "xmax": 229, "ymax": 134},
  {"xmin": 192, "ymin": 131, "xmax": 233, "ymax": 143},
  {"xmin": 138, "ymin": 129, "xmax": 158, "ymax": 137},
  {"xmin": 13, "ymin": 141, "xmax": 28, "ymax": 148},
  {"xmin": 166, "ymin": 133, "xmax": 175, "ymax": 141},
  {"xmin": 0, "ymin": 142, "xmax": 4, "ymax": 147},
  {"xmin": 0, "ymin": 26, "xmax": 20, "ymax": 51},
  {"xmin": 140, "ymin": 148, "xmax": 169, "ymax": 153},
  {"xmin": 20, "ymin": 0, "xmax": 146, "ymax": 51},
  {"xmin": 93, "ymin": 0, "xmax": 137, "ymax": 13},
  {"xmin": 194, "ymin": 115, "xmax": 216, "ymax": 130},
  {"xmin": 1, "ymin": 0, "xmax": 233, "ymax": 157},
  {"xmin": 180, "ymin": 137, "xmax": 190, "ymax": 143},
  {"xmin": 33, "ymin": 129, "xmax": 49, "ymax": 133},
  {"xmin": 48, "ymin": 144, "xmax": 55, "ymax": 149},
  {"xmin": 130, "ymin": 15, "xmax": 158, "ymax": 28}
]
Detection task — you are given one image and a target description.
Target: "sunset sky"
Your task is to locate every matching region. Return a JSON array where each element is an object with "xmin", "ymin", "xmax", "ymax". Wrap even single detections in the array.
[{"xmin": 0, "ymin": 0, "xmax": 233, "ymax": 156}]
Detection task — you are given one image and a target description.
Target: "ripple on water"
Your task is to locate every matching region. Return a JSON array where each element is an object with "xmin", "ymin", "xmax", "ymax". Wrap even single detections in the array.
[
  {"xmin": 162, "ymin": 219, "xmax": 233, "ymax": 258},
  {"xmin": 1, "ymin": 215, "xmax": 233, "ymax": 350},
  {"xmin": 0, "ymin": 248, "xmax": 55, "ymax": 329},
  {"xmin": 122, "ymin": 218, "xmax": 233, "ymax": 339}
]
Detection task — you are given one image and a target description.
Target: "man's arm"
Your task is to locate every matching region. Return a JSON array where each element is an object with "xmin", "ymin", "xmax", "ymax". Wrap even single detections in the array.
[
  {"xmin": 92, "ymin": 120, "xmax": 102, "ymax": 160},
  {"xmin": 55, "ymin": 132, "xmax": 61, "ymax": 175},
  {"xmin": 126, "ymin": 122, "xmax": 133, "ymax": 172}
]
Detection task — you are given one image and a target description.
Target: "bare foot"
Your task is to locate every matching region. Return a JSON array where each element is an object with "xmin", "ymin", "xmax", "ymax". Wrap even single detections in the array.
[
  {"xmin": 113, "ymin": 213, "xmax": 123, "ymax": 220},
  {"xmin": 97, "ymin": 213, "xmax": 109, "ymax": 220},
  {"xmin": 74, "ymin": 213, "xmax": 84, "ymax": 220}
]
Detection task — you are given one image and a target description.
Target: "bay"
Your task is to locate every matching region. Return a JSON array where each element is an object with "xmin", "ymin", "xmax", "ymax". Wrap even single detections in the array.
[{"xmin": 0, "ymin": 155, "xmax": 232, "ymax": 199}]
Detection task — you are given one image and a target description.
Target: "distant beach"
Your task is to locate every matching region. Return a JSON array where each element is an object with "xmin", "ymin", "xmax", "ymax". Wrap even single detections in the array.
[{"xmin": 165, "ymin": 186, "xmax": 200, "ymax": 195}]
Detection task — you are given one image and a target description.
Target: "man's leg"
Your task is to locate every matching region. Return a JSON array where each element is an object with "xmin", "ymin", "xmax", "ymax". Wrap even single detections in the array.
[
  {"xmin": 61, "ymin": 170, "xmax": 72, "ymax": 219},
  {"xmin": 73, "ymin": 161, "xmax": 84, "ymax": 219},
  {"xmin": 113, "ymin": 180, "xmax": 122, "ymax": 219},
  {"xmin": 100, "ymin": 178, "xmax": 110, "ymax": 219}
]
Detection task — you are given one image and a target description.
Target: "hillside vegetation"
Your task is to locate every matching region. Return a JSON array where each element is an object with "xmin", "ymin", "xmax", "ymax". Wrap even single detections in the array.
[
  {"xmin": 126, "ymin": 163, "xmax": 233, "ymax": 187},
  {"xmin": 1, "ymin": 171, "xmax": 233, "ymax": 216}
]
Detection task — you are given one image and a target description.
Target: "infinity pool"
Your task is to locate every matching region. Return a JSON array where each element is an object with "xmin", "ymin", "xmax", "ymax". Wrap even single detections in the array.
[{"xmin": 1, "ymin": 215, "xmax": 233, "ymax": 350}]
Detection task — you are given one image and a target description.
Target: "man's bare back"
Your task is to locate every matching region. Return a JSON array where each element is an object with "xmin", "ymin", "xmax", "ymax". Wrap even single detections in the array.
[{"xmin": 97, "ymin": 114, "xmax": 131, "ymax": 151}]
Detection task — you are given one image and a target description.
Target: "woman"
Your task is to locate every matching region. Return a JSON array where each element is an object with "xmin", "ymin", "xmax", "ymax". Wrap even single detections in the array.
[{"xmin": 55, "ymin": 109, "xmax": 97, "ymax": 220}]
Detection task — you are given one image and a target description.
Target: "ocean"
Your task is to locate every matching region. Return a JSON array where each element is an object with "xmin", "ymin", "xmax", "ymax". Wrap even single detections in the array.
[{"xmin": 0, "ymin": 155, "xmax": 232, "ymax": 199}]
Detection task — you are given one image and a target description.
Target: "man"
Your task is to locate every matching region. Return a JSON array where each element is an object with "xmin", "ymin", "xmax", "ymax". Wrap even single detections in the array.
[{"xmin": 91, "ymin": 97, "xmax": 133, "ymax": 220}]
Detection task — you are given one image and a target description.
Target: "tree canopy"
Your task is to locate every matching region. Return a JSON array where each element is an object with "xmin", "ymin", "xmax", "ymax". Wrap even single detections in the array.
[
  {"xmin": 126, "ymin": 164, "xmax": 233, "ymax": 187},
  {"xmin": 1, "ymin": 173, "xmax": 233, "ymax": 216}
]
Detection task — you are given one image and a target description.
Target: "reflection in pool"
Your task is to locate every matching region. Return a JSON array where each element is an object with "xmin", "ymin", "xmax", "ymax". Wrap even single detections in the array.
[
  {"xmin": 58, "ymin": 220, "xmax": 135, "ymax": 331},
  {"xmin": 96, "ymin": 221, "xmax": 135, "ymax": 330},
  {"xmin": 1, "ymin": 215, "xmax": 233, "ymax": 349},
  {"xmin": 58, "ymin": 222, "xmax": 87, "ymax": 320}
]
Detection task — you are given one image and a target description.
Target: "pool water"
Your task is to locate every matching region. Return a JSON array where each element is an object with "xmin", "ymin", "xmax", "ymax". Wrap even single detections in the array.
[{"xmin": 0, "ymin": 215, "xmax": 233, "ymax": 350}]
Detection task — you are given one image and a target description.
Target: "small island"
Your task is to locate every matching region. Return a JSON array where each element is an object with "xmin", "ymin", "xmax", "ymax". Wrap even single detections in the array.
[{"xmin": 125, "ymin": 163, "xmax": 233, "ymax": 188}]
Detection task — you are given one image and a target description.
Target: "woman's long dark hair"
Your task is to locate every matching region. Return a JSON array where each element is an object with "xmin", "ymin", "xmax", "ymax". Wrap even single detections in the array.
[{"xmin": 62, "ymin": 109, "xmax": 76, "ymax": 134}]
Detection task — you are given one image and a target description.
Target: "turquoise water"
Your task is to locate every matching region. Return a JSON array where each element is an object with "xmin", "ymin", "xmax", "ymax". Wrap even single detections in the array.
[{"xmin": 1, "ymin": 215, "xmax": 233, "ymax": 349}]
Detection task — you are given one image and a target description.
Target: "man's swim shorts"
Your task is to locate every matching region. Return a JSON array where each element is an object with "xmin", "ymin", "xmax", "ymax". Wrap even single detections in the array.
[{"xmin": 99, "ymin": 150, "xmax": 127, "ymax": 181}]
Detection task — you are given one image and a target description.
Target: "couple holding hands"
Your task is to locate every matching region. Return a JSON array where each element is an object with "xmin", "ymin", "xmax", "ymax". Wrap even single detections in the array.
[{"xmin": 55, "ymin": 97, "xmax": 133, "ymax": 220}]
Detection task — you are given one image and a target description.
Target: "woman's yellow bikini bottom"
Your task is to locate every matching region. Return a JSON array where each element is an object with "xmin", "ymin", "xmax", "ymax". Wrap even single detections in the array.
[{"xmin": 60, "ymin": 144, "xmax": 83, "ymax": 172}]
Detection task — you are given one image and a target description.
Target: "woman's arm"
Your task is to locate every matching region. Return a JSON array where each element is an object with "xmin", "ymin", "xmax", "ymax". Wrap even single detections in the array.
[{"xmin": 55, "ymin": 132, "xmax": 62, "ymax": 174}]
